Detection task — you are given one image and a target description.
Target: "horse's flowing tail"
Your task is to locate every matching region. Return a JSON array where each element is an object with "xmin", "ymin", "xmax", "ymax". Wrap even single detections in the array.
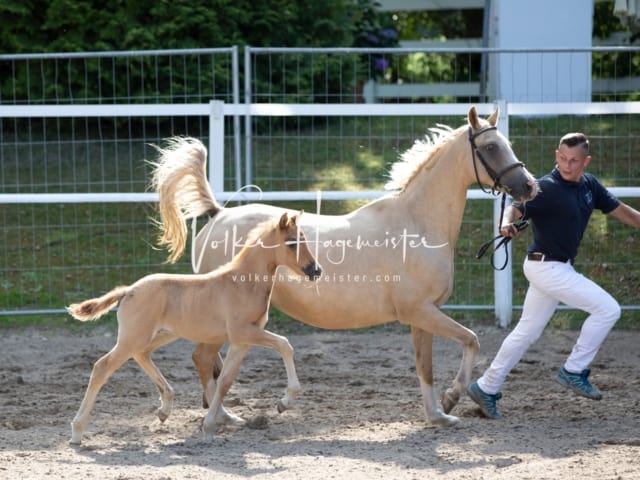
[
  {"xmin": 150, "ymin": 137, "xmax": 221, "ymax": 263},
  {"xmin": 67, "ymin": 286, "xmax": 129, "ymax": 321}
]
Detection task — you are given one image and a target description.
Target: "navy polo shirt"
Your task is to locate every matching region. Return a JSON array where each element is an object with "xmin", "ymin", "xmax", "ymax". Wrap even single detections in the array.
[{"xmin": 513, "ymin": 167, "xmax": 620, "ymax": 262}]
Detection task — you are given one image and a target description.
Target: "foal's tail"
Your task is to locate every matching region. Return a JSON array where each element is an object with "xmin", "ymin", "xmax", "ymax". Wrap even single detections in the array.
[
  {"xmin": 66, "ymin": 286, "xmax": 129, "ymax": 321},
  {"xmin": 149, "ymin": 137, "xmax": 221, "ymax": 264}
]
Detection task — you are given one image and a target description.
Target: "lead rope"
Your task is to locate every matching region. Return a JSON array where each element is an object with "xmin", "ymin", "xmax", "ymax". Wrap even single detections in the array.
[{"xmin": 476, "ymin": 193, "xmax": 529, "ymax": 271}]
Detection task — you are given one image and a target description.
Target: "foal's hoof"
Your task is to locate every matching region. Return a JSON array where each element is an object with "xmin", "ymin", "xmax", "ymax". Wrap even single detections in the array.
[
  {"xmin": 218, "ymin": 410, "xmax": 246, "ymax": 426},
  {"xmin": 441, "ymin": 389, "xmax": 460, "ymax": 414},
  {"xmin": 157, "ymin": 409, "xmax": 170, "ymax": 423},
  {"xmin": 429, "ymin": 413, "xmax": 460, "ymax": 428}
]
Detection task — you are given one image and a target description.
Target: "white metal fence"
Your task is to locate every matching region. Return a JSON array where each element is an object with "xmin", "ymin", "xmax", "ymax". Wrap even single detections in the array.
[{"xmin": 1, "ymin": 46, "xmax": 639, "ymax": 326}]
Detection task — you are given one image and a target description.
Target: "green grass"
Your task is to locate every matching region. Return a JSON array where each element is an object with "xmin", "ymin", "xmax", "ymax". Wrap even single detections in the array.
[{"xmin": 2, "ymin": 113, "xmax": 640, "ymax": 329}]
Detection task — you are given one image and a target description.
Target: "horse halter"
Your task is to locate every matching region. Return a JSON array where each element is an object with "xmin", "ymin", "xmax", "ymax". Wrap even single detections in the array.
[
  {"xmin": 469, "ymin": 125, "xmax": 530, "ymax": 270},
  {"xmin": 468, "ymin": 126, "xmax": 525, "ymax": 195}
]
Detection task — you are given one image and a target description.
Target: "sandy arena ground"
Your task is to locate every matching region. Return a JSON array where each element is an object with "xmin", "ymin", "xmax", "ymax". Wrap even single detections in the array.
[{"xmin": 1, "ymin": 323, "xmax": 639, "ymax": 479}]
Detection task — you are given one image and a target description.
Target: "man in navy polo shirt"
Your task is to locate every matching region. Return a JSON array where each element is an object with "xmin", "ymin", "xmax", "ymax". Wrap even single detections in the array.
[{"xmin": 468, "ymin": 132, "xmax": 640, "ymax": 419}]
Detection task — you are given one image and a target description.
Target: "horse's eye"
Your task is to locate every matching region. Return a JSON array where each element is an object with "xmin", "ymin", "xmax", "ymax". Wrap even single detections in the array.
[
  {"xmin": 285, "ymin": 239, "xmax": 297, "ymax": 250},
  {"xmin": 485, "ymin": 143, "xmax": 496, "ymax": 152}
]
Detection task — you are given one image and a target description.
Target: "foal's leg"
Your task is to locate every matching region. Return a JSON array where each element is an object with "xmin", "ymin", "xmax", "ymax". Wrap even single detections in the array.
[
  {"xmin": 192, "ymin": 342, "xmax": 244, "ymax": 425},
  {"xmin": 192, "ymin": 342, "xmax": 223, "ymax": 408},
  {"xmin": 70, "ymin": 344, "xmax": 132, "ymax": 444},
  {"xmin": 231, "ymin": 327, "xmax": 302, "ymax": 412},
  {"xmin": 133, "ymin": 330, "xmax": 180, "ymax": 422},
  {"xmin": 202, "ymin": 344, "xmax": 250, "ymax": 439},
  {"xmin": 404, "ymin": 303, "xmax": 479, "ymax": 425}
]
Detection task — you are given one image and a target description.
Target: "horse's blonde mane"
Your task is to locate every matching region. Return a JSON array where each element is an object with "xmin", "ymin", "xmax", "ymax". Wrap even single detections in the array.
[{"xmin": 385, "ymin": 124, "xmax": 463, "ymax": 191}]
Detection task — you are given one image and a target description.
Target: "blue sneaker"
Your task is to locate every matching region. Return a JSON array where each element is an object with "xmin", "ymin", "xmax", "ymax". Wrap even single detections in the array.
[
  {"xmin": 467, "ymin": 381, "xmax": 502, "ymax": 419},
  {"xmin": 555, "ymin": 367, "xmax": 602, "ymax": 400}
]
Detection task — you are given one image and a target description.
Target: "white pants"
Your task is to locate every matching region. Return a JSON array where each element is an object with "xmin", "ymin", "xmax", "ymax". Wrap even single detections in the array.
[{"xmin": 477, "ymin": 257, "xmax": 620, "ymax": 395}]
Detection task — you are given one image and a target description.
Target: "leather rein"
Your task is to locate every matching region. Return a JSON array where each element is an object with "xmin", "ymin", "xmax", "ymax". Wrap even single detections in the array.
[{"xmin": 469, "ymin": 126, "xmax": 529, "ymax": 271}]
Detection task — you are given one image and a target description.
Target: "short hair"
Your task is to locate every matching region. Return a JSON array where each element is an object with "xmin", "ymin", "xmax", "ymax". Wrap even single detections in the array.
[{"xmin": 559, "ymin": 132, "xmax": 589, "ymax": 154}]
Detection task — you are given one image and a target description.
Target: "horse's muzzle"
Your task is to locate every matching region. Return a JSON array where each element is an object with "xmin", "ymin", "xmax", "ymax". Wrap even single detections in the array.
[{"xmin": 303, "ymin": 262, "xmax": 322, "ymax": 281}]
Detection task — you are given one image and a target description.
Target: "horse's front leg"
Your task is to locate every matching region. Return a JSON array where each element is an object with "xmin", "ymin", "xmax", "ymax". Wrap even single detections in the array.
[
  {"xmin": 202, "ymin": 344, "xmax": 250, "ymax": 440},
  {"xmin": 192, "ymin": 342, "xmax": 244, "ymax": 426},
  {"xmin": 229, "ymin": 322, "xmax": 302, "ymax": 413},
  {"xmin": 254, "ymin": 329, "xmax": 302, "ymax": 412}
]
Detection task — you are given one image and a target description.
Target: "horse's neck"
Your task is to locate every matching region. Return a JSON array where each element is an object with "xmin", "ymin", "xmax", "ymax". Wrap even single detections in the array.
[
  {"xmin": 400, "ymin": 140, "xmax": 473, "ymax": 243},
  {"xmin": 228, "ymin": 237, "xmax": 279, "ymax": 281}
]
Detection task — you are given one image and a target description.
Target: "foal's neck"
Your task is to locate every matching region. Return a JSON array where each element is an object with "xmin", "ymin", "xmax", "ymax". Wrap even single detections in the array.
[{"xmin": 228, "ymin": 235, "xmax": 281, "ymax": 282}]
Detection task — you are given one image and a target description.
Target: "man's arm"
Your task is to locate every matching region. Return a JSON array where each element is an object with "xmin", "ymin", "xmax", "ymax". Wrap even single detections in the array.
[
  {"xmin": 500, "ymin": 205, "xmax": 525, "ymax": 238},
  {"xmin": 607, "ymin": 202, "xmax": 640, "ymax": 228}
]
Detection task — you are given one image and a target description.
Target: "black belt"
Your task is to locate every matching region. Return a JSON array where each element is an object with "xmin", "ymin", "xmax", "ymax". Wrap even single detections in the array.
[{"xmin": 527, "ymin": 252, "xmax": 573, "ymax": 264}]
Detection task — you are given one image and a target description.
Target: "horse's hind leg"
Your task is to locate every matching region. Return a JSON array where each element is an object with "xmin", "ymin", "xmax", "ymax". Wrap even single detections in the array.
[
  {"xmin": 133, "ymin": 330, "xmax": 179, "ymax": 422},
  {"xmin": 70, "ymin": 345, "xmax": 131, "ymax": 444}
]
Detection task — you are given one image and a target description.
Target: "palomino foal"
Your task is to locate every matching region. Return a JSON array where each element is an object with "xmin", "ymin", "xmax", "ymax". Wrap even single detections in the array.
[{"xmin": 67, "ymin": 212, "xmax": 321, "ymax": 444}]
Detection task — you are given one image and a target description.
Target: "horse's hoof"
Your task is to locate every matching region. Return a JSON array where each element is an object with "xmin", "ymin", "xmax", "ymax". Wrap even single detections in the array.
[
  {"xmin": 70, "ymin": 431, "xmax": 82, "ymax": 445},
  {"xmin": 218, "ymin": 411, "xmax": 245, "ymax": 426},
  {"xmin": 441, "ymin": 389, "xmax": 460, "ymax": 414},
  {"xmin": 70, "ymin": 424, "xmax": 83, "ymax": 445},
  {"xmin": 157, "ymin": 409, "xmax": 169, "ymax": 423},
  {"xmin": 276, "ymin": 400, "xmax": 288, "ymax": 413},
  {"xmin": 227, "ymin": 415, "xmax": 246, "ymax": 426},
  {"xmin": 429, "ymin": 413, "xmax": 460, "ymax": 428}
]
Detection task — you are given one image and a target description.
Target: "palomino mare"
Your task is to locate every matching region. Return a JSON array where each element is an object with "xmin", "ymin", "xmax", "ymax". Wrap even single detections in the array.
[
  {"xmin": 67, "ymin": 212, "xmax": 321, "ymax": 444},
  {"xmin": 150, "ymin": 106, "xmax": 537, "ymax": 427}
]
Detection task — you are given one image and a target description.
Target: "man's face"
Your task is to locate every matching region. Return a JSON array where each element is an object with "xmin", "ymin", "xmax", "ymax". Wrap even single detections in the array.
[{"xmin": 555, "ymin": 144, "xmax": 591, "ymax": 182}]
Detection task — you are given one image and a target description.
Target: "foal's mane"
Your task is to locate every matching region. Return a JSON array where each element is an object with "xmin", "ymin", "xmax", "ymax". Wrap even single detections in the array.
[
  {"xmin": 229, "ymin": 216, "xmax": 282, "ymax": 265},
  {"xmin": 385, "ymin": 123, "xmax": 465, "ymax": 191}
]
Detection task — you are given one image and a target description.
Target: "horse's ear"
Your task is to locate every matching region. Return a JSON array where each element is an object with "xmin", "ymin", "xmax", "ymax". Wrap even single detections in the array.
[
  {"xmin": 468, "ymin": 105, "xmax": 481, "ymax": 130},
  {"xmin": 278, "ymin": 212, "xmax": 289, "ymax": 230},
  {"xmin": 288, "ymin": 209, "xmax": 303, "ymax": 227},
  {"xmin": 487, "ymin": 106, "xmax": 500, "ymax": 126}
]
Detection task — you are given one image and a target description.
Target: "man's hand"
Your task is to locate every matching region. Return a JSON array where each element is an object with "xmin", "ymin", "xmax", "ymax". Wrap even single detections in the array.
[{"xmin": 500, "ymin": 223, "xmax": 521, "ymax": 238}]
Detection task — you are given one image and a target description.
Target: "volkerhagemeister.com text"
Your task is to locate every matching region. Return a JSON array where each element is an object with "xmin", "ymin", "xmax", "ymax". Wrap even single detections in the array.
[{"xmin": 231, "ymin": 273, "xmax": 401, "ymax": 283}]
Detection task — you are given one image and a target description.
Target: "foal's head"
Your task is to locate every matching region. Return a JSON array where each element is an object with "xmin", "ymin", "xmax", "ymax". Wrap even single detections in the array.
[{"xmin": 260, "ymin": 212, "xmax": 322, "ymax": 280}]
